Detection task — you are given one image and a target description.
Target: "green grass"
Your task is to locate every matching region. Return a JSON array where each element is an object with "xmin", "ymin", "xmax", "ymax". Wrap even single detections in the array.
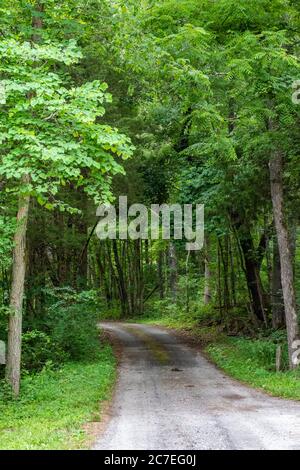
[
  {"xmin": 134, "ymin": 314, "xmax": 195, "ymax": 329},
  {"xmin": 132, "ymin": 301, "xmax": 202, "ymax": 329},
  {"xmin": 0, "ymin": 344, "xmax": 116, "ymax": 450},
  {"xmin": 206, "ymin": 338, "xmax": 300, "ymax": 400}
]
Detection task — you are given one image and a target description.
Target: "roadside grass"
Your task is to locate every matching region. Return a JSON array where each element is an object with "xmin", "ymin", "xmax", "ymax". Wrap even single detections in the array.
[
  {"xmin": 0, "ymin": 344, "xmax": 116, "ymax": 450},
  {"xmin": 207, "ymin": 338, "xmax": 300, "ymax": 400},
  {"xmin": 137, "ymin": 305, "xmax": 300, "ymax": 401}
]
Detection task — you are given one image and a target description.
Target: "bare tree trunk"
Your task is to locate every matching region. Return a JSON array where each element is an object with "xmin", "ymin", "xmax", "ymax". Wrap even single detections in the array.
[
  {"xmin": 289, "ymin": 221, "xmax": 297, "ymax": 275},
  {"xmin": 238, "ymin": 230, "xmax": 267, "ymax": 324},
  {"xmin": 185, "ymin": 249, "xmax": 191, "ymax": 313},
  {"xmin": 157, "ymin": 251, "xmax": 164, "ymax": 299},
  {"xmin": 77, "ymin": 213, "xmax": 88, "ymax": 289},
  {"xmin": 204, "ymin": 236, "xmax": 212, "ymax": 305},
  {"xmin": 6, "ymin": 182, "xmax": 30, "ymax": 396},
  {"xmin": 97, "ymin": 245, "xmax": 112, "ymax": 307},
  {"xmin": 271, "ymin": 237, "xmax": 285, "ymax": 329},
  {"xmin": 219, "ymin": 236, "xmax": 230, "ymax": 315},
  {"xmin": 112, "ymin": 240, "xmax": 129, "ymax": 317},
  {"xmin": 217, "ymin": 241, "xmax": 223, "ymax": 317},
  {"xmin": 231, "ymin": 213, "xmax": 268, "ymax": 324},
  {"xmin": 269, "ymin": 150, "xmax": 299, "ymax": 369},
  {"xmin": 168, "ymin": 242, "xmax": 177, "ymax": 301},
  {"xmin": 229, "ymin": 234, "xmax": 237, "ymax": 306}
]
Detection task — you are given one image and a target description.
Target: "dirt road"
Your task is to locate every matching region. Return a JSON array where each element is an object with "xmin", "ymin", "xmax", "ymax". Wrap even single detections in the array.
[{"xmin": 93, "ymin": 322, "xmax": 300, "ymax": 450}]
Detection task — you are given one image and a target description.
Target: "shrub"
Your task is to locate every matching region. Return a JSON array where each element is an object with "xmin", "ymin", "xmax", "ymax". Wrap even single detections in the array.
[
  {"xmin": 21, "ymin": 330, "xmax": 67, "ymax": 372},
  {"xmin": 20, "ymin": 289, "xmax": 102, "ymax": 371},
  {"xmin": 46, "ymin": 303, "xmax": 100, "ymax": 362}
]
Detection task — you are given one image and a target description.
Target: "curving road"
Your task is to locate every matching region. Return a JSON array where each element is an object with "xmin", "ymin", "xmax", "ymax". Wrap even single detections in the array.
[{"xmin": 93, "ymin": 322, "xmax": 300, "ymax": 450}]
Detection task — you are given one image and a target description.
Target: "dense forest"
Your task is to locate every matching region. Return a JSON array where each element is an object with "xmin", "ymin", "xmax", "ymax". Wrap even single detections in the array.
[{"xmin": 0, "ymin": 0, "xmax": 300, "ymax": 450}]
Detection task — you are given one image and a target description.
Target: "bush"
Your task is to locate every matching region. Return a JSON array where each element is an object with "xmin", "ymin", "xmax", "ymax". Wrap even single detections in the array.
[
  {"xmin": 21, "ymin": 330, "xmax": 67, "ymax": 372},
  {"xmin": 47, "ymin": 304, "xmax": 100, "ymax": 361},
  {"xmin": 98, "ymin": 304, "xmax": 122, "ymax": 321},
  {"xmin": 19, "ymin": 289, "xmax": 102, "ymax": 371}
]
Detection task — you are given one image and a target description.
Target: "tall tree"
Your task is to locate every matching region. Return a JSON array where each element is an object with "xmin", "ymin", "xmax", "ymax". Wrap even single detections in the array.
[{"xmin": 1, "ymin": 31, "xmax": 132, "ymax": 394}]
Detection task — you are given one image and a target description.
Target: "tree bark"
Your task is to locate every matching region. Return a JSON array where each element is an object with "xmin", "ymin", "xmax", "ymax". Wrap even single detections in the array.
[
  {"xmin": 269, "ymin": 150, "xmax": 299, "ymax": 369},
  {"xmin": 231, "ymin": 214, "xmax": 268, "ymax": 324},
  {"xmin": 271, "ymin": 237, "xmax": 285, "ymax": 329},
  {"xmin": 204, "ymin": 236, "xmax": 212, "ymax": 305},
  {"xmin": 77, "ymin": 213, "xmax": 88, "ymax": 289},
  {"xmin": 157, "ymin": 251, "xmax": 164, "ymax": 299},
  {"xmin": 168, "ymin": 242, "xmax": 177, "ymax": 301},
  {"xmin": 6, "ymin": 182, "xmax": 30, "ymax": 396},
  {"xmin": 218, "ymin": 237, "xmax": 230, "ymax": 315},
  {"xmin": 240, "ymin": 236, "xmax": 267, "ymax": 324},
  {"xmin": 112, "ymin": 240, "xmax": 129, "ymax": 317}
]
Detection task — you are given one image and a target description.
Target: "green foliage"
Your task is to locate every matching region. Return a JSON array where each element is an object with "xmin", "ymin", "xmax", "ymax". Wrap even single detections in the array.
[
  {"xmin": 0, "ymin": 344, "xmax": 116, "ymax": 450},
  {"xmin": 0, "ymin": 216, "xmax": 15, "ymax": 270},
  {"xmin": 21, "ymin": 289, "xmax": 102, "ymax": 370},
  {"xmin": 141, "ymin": 297, "xmax": 221, "ymax": 330},
  {"xmin": 207, "ymin": 337, "xmax": 300, "ymax": 400},
  {"xmin": 21, "ymin": 330, "xmax": 67, "ymax": 372},
  {"xmin": 99, "ymin": 305, "xmax": 123, "ymax": 321},
  {"xmin": 47, "ymin": 304, "xmax": 99, "ymax": 362},
  {"xmin": 226, "ymin": 337, "xmax": 289, "ymax": 371},
  {"xmin": 0, "ymin": 37, "xmax": 133, "ymax": 209},
  {"xmin": 0, "ymin": 0, "xmax": 300, "ymax": 419}
]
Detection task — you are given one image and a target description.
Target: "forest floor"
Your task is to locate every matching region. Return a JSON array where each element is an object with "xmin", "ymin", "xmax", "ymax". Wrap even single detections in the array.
[
  {"xmin": 136, "ymin": 315, "xmax": 300, "ymax": 401},
  {"xmin": 93, "ymin": 322, "xmax": 300, "ymax": 450},
  {"xmin": 0, "ymin": 343, "xmax": 116, "ymax": 450}
]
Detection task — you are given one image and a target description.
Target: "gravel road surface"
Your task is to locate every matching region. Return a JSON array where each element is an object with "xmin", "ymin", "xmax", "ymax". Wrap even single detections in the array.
[{"xmin": 93, "ymin": 322, "xmax": 300, "ymax": 450}]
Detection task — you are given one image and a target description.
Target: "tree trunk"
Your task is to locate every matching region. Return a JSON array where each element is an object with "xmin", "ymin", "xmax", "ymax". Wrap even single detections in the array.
[
  {"xmin": 112, "ymin": 240, "xmax": 129, "ymax": 317},
  {"xmin": 6, "ymin": 184, "xmax": 30, "ymax": 396},
  {"xmin": 239, "ymin": 234, "xmax": 267, "ymax": 324},
  {"xmin": 269, "ymin": 150, "xmax": 299, "ymax": 369},
  {"xmin": 271, "ymin": 237, "xmax": 285, "ymax": 329},
  {"xmin": 231, "ymin": 213, "xmax": 268, "ymax": 324},
  {"xmin": 289, "ymin": 221, "xmax": 297, "ymax": 275},
  {"xmin": 77, "ymin": 214, "xmax": 88, "ymax": 289},
  {"xmin": 229, "ymin": 235, "xmax": 237, "ymax": 306},
  {"xmin": 219, "ymin": 237, "xmax": 230, "ymax": 315},
  {"xmin": 158, "ymin": 251, "xmax": 164, "ymax": 299},
  {"xmin": 168, "ymin": 242, "xmax": 177, "ymax": 301},
  {"xmin": 204, "ymin": 236, "xmax": 212, "ymax": 305}
]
